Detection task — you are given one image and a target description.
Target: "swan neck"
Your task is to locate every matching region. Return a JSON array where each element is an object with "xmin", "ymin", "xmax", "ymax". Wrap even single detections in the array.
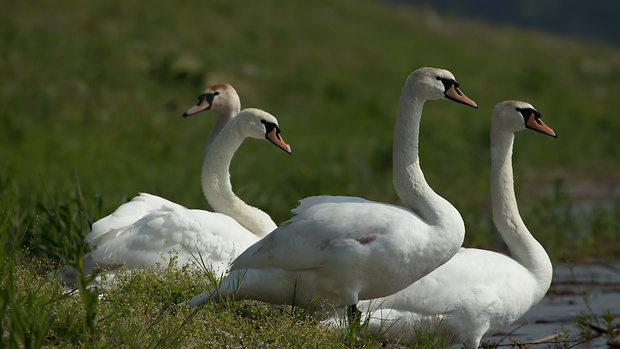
[
  {"xmin": 490, "ymin": 127, "xmax": 552, "ymax": 284},
  {"xmin": 392, "ymin": 89, "xmax": 461, "ymax": 232},
  {"xmin": 201, "ymin": 119, "xmax": 276, "ymax": 237},
  {"xmin": 202, "ymin": 110, "xmax": 238, "ymax": 162}
]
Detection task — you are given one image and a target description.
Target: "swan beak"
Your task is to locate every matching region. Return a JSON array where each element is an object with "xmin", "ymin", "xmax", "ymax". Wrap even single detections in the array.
[
  {"xmin": 183, "ymin": 101, "xmax": 211, "ymax": 117},
  {"xmin": 526, "ymin": 114, "xmax": 557, "ymax": 138},
  {"xmin": 266, "ymin": 129, "xmax": 292, "ymax": 154},
  {"xmin": 445, "ymin": 85, "xmax": 478, "ymax": 109}
]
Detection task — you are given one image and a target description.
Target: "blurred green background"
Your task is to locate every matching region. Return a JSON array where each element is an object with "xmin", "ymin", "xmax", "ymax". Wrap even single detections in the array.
[{"xmin": 2, "ymin": 0, "xmax": 619, "ymax": 263}]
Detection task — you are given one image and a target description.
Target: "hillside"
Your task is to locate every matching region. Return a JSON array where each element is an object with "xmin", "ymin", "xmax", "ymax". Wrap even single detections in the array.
[{"xmin": 2, "ymin": 0, "xmax": 619, "ymax": 260}]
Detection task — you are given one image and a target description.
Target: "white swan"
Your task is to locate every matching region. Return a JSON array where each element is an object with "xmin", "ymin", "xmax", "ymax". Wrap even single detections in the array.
[
  {"xmin": 187, "ymin": 67, "xmax": 478, "ymax": 309},
  {"xmin": 86, "ymin": 83, "xmax": 243, "ymax": 250},
  {"xmin": 356, "ymin": 101, "xmax": 556, "ymax": 349},
  {"xmin": 59, "ymin": 107, "xmax": 291, "ymax": 285}
]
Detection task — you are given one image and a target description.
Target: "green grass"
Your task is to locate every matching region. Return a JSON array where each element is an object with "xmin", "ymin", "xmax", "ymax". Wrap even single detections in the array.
[{"xmin": 0, "ymin": 203, "xmax": 393, "ymax": 347}]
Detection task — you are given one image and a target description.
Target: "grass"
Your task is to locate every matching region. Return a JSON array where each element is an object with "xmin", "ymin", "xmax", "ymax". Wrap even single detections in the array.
[
  {"xmin": 2, "ymin": 0, "xmax": 620, "ymax": 262},
  {"xmin": 1, "ymin": 203, "xmax": 390, "ymax": 347},
  {"xmin": 2, "ymin": 0, "xmax": 620, "ymax": 346}
]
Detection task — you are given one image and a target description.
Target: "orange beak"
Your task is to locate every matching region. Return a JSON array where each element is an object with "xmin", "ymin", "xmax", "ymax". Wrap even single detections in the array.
[
  {"xmin": 526, "ymin": 114, "xmax": 557, "ymax": 138},
  {"xmin": 266, "ymin": 128, "xmax": 292, "ymax": 154},
  {"xmin": 445, "ymin": 84, "xmax": 478, "ymax": 109},
  {"xmin": 183, "ymin": 100, "xmax": 211, "ymax": 117}
]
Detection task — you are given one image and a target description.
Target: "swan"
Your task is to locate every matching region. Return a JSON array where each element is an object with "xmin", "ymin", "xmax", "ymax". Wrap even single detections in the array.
[
  {"xmin": 85, "ymin": 83, "xmax": 243, "ymax": 250},
  {"xmin": 59, "ymin": 107, "xmax": 291, "ymax": 285},
  {"xmin": 355, "ymin": 101, "xmax": 556, "ymax": 349},
  {"xmin": 186, "ymin": 67, "xmax": 478, "ymax": 310}
]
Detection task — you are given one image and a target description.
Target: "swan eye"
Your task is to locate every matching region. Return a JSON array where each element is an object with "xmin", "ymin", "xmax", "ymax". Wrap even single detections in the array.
[
  {"xmin": 516, "ymin": 107, "xmax": 528, "ymax": 117},
  {"xmin": 435, "ymin": 76, "xmax": 441, "ymax": 80},
  {"xmin": 197, "ymin": 91, "xmax": 220, "ymax": 106},
  {"xmin": 438, "ymin": 78, "xmax": 459, "ymax": 95},
  {"xmin": 516, "ymin": 107, "xmax": 542, "ymax": 124},
  {"xmin": 261, "ymin": 120, "xmax": 281, "ymax": 134}
]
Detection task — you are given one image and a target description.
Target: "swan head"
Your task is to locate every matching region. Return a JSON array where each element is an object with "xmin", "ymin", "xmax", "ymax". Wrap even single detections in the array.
[
  {"xmin": 406, "ymin": 67, "xmax": 478, "ymax": 108},
  {"xmin": 493, "ymin": 101, "xmax": 557, "ymax": 138},
  {"xmin": 183, "ymin": 83, "xmax": 241, "ymax": 117},
  {"xmin": 234, "ymin": 108, "xmax": 292, "ymax": 154}
]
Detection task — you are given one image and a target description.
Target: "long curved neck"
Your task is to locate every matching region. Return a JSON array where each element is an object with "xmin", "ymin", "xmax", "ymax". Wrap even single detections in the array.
[
  {"xmin": 490, "ymin": 127, "xmax": 552, "ymax": 287},
  {"xmin": 201, "ymin": 120, "xmax": 277, "ymax": 238},
  {"xmin": 202, "ymin": 108, "xmax": 239, "ymax": 163},
  {"xmin": 392, "ymin": 88, "xmax": 463, "ymax": 235}
]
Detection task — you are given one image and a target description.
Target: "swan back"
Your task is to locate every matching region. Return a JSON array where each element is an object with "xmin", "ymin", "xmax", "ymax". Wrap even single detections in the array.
[{"xmin": 86, "ymin": 193, "xmax": 185, "ymax": 248}]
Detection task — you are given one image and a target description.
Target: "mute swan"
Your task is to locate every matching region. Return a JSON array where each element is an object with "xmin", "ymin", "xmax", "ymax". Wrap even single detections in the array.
[
  {"xmin": 59, "ymin": 108, "xmax": 291, "ymax": 285},
  {"xmin": 85, "ymin": 83, "xmax": 244, "ymax": 250},
  {"xmin": 186, "ymin": 67, "xmax": 478, "ymax": 310},
  {"xmin": 355, "ymin": 101, "xmax": 556, "ymax": 349}
]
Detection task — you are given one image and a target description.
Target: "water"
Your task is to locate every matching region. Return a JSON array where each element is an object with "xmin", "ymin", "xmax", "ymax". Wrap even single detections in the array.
[{"xmin": 485, "ymin": 262, "xmax": 620, "ymax": 348}]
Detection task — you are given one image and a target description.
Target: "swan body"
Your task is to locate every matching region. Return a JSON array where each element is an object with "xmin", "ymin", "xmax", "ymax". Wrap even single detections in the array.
[
  {"xmin": 356, "ymin": 101, "xmax": 556, "ymax": 349},
  {"xmin": 59, "ymin": 106, "xmax": 292, "ymax": 285},
  {"xmin": 76, "ymin": 193, "xmax": 261, "ymax": 276},
  {"xmin": 187, "ymin": 67, "xmax": 478, "ymax": 309}
]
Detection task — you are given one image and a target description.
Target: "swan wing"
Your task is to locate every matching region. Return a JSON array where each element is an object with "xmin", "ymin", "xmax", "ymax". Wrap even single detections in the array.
[
  {"xmin": 85, "ymin": 193, "xmax": 188, "ymax": 247},
  {"xmin": 231, "ymin": 195, "xmax": 426, "ymax": 272},
  {"xmin": 360, "ymin": 249, "xmax": 506, "ymax": 314},
  {"xmin": 356, "ymin": 248, "xmax": 545, "ymax": 348},
  {"xmin": 86, "ymin": 200, "xmax": 260, "ymax": 273}
]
